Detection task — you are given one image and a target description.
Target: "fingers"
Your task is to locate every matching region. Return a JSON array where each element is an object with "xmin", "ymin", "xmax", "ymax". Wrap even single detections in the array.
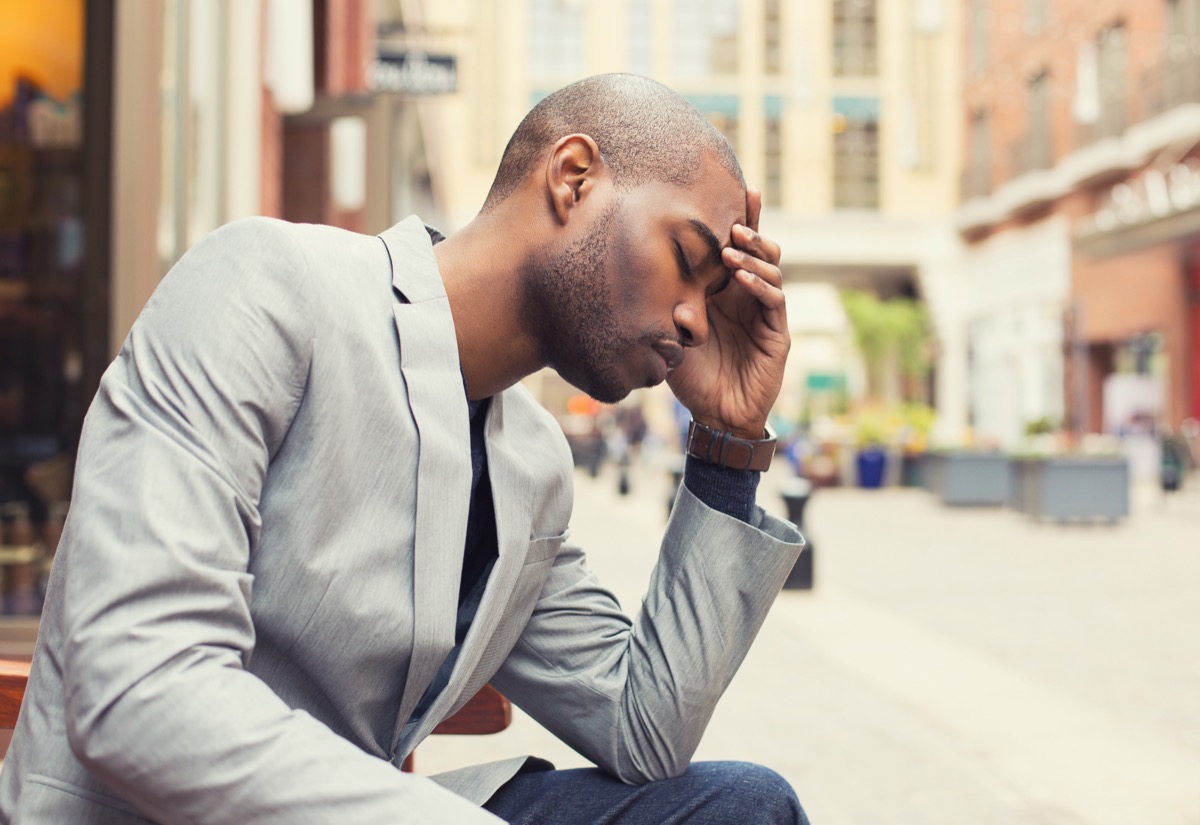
[
  {"xmin": 721, "ymin": 246, "xmax": 786, "ymax": 314},
  {"xmin": 746, "ymin": 186, "xmax": 762, "ymax": 233},
  {"xmin": 722, "ymin": 243, "xmax": 782, "ymax": 289},
  {"xmin": 723, "ymin": 184, "xmax": 786, "ymax": 318},
  {"xmin": 732, "ymin": 268, "xmax": 786, "ymax": 311},
  {"xmin": 731, "ymin": 223, "xmax": 781, "ymax": 268}
]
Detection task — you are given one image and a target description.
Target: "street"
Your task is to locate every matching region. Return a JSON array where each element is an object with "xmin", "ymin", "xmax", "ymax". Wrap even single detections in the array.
[{"xmin": 417, "ymin": 461, "xmax": 1200, "ymax": 825}]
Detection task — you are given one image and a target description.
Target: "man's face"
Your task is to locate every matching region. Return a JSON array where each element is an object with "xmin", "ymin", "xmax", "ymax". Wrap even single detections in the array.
[{"xmin": 524, "ymin": 155, "xmax": 746, "ymax": 402}]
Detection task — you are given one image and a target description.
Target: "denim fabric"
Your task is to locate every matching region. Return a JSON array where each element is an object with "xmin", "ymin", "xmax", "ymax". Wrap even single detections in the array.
[{"xmin": 482, "ymin": 761, "xmax": 809, "ymax": 825}]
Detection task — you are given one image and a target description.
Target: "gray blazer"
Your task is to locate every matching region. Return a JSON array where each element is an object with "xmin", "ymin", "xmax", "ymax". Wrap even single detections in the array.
[{"xmin": 0, "ymin": 217, "xmax": 803, "ymax": 824}]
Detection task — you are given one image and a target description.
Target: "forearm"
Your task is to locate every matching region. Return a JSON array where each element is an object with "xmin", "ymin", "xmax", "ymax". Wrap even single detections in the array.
[{"xmin": 493, "ymin": 486, "xmax": 803, "ymax": 784}]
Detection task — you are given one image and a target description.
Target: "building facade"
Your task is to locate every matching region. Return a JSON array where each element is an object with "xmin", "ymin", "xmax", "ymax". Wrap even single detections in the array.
[{"xmin": 958, "ymin": 0, "xmax": 1200, "ymax": 454}]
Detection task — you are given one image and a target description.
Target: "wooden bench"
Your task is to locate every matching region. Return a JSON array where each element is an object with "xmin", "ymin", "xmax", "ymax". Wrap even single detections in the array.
[{"xmin": 0, "ymin": 658, "xmax": 510, "ymax": 771}]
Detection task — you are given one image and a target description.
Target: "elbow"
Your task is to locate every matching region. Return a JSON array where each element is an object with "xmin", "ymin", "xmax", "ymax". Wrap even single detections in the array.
[
  {"xmin": 64, "ymin": 684, "xmax": 118, "ymax": 772},
  {"xmin": 612, "ymin": 741, "xmax": 693, "ymax": 786}
]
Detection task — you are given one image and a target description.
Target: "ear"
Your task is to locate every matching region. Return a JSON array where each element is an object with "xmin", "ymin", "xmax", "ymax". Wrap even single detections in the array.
[{"xmin": 545, "ymin": 134, "xmax": 604, "ymax": 225}]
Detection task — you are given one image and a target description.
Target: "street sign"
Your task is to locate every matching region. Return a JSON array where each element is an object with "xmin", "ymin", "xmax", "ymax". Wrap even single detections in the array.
[{"xmin": 367, "ymin": 52, "xmax": 457, "ymax": 96}]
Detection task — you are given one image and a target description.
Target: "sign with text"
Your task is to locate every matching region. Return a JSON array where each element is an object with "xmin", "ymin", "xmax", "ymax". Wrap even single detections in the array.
[
  {"xmin": 368, "ymin": 52, "xmax": 457, "ymax": 96},
  {"xmin": 1084, "ymin": 160, "xmax": 1200, "ymax": 237}
]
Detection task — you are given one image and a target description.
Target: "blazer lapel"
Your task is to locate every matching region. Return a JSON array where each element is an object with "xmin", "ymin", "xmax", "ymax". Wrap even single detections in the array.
[
  {"xmin": 379, "ymin": 218, "xmax": 472, "ymax": 736},
  {"xmin": 395, "ymin": 389, "xmax": 537, "ymax": 752}
]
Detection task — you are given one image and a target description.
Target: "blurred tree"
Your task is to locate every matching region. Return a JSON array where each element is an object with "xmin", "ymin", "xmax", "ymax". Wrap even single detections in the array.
[{"xmin": 840, "ymin": 290, "xmax": 931, "ymax": 403}]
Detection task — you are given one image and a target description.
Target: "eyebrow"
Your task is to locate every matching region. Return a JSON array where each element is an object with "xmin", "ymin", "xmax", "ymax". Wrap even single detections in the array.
[{"xmin": 685, "ymin": 218, "xmax": 726, "ymax": 269}]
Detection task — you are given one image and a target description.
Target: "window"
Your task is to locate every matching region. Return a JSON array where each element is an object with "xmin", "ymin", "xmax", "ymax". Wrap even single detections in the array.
[
  {"xmin": 1026, "ymin": 71, "xmax": 1051, "ymax": 172},
  {"xmin": 832, "ymin": 97, "xmax": 879, "ymax": 209},
  {"xmin": 529, "ymin": 0, "xmax": 585, "ymax": 80},
  {"xmin": 1096, "ymin": 23, "xmax": 1127, "ymax": 138},
  {"xmin": 1165, "ymin": 0, "xmax": 1200, "ymax": 107},
  {"xmin": 687, "ymin": 93, "xmax": 739, "ymax": 152},
  {"xmin": 833, "ymin": 0, "xmax": 878, "ymax": 77},
  {"xmin": 968, "ymin": 0, "xmax": 989, "ymax": 75},
  {"xmin": 764, "ymin": 0, "xmax": 782, "ymax": 75},
  {"xmin": 1023, "ymin": 0, "xmax": 1047, "ymax": 35},
  {"xmin": 764, "ymin": 97, "xmax": 782, "ymax": 207},
  {"xmin": 629, "ymin": 0, "xmax": 652, "ymax": 76},
  {"xmin": 965, "ymin": 109, "xmax": 990, "ymax": 198},
  {"xmin": 908, "ymin": 1, "xmax": 940, "ymax": 170},
  {"xmin": 673, "ymin": 0, "xmax": 739, "ymax": 78}
]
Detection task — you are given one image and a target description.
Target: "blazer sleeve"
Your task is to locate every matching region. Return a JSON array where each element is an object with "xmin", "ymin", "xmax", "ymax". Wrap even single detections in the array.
[
  {"xmin": 58, "ymin": 217, "xmax": 501, "ymax": 824},
  {"xmin": 490, "ymin": 483, "xmax": 805, "ymax": 785}
]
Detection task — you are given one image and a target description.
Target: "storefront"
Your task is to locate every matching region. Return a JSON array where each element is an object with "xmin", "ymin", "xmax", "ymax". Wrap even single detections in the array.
[
  {"xmin": 1073, "ymin": 150, "xmax": 1200, "ymax": 474},
  {"xmin": 0, "ymin": 1, "xmax": 114, "ymax": 628},
  {"xmin": 964, "ymin": 216, "xmax": 1071, "ymax": 448}
]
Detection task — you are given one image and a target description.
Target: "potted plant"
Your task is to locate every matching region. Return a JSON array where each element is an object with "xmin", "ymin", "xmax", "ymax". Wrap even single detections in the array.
[{"xmin": 853, "ymin": 406, "xmax": 891, "ymax": 489}]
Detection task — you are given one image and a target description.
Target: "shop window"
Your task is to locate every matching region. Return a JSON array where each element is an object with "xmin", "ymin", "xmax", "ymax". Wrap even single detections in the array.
[{"xmin": 1, "ymin": 0, "xmax": 109, "ymax": 620}]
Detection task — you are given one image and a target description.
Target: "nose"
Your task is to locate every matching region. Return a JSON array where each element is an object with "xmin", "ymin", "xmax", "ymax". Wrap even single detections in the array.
[{"xmin": 673, "ymin": 297, "xmax": 709, "ymax": 348}]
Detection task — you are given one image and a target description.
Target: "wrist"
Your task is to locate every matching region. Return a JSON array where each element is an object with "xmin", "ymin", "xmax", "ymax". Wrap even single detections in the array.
[
  {"xmin": 685, "ymin": 420, "xmax": 777, "ymax": 472},
  {"xmin": 692, "ymin": 417, "xmax": 769, "ymax": 443}
]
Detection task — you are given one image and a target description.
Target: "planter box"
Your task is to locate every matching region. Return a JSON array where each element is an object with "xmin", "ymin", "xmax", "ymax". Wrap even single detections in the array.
[
  {"xmin": 1011, "ymin": 456, "xmax": 1129, "ymax": 522},
  {"xmin": 900, "ymin": 452, "xmax": 927, "ymax": 488},
  {"xmin": 931, "ymin": 451, "xmax": 1011, "ymax": 506}
]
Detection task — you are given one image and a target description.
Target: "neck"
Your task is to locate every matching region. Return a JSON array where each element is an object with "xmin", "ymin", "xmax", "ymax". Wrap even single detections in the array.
[{"xmin": 433, "ymin": 211, "xmax": 545, "ymax": 400}]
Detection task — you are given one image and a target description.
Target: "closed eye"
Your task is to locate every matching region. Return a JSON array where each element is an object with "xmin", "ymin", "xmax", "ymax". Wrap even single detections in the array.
[{"xmin": 674, "ymin": 240, "xmax": 694, "ymax": 282}]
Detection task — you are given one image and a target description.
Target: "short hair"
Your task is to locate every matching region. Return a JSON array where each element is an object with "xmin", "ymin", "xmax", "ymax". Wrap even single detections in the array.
[{"xmin": 482, "ymin": 74, "xmax": 745, "ymax": 210}]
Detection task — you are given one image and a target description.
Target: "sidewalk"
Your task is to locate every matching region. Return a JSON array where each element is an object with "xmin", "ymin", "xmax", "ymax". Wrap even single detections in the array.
[{"xmin": 417, "ymin": 463, "xmax": 1200, "ymax": 824}]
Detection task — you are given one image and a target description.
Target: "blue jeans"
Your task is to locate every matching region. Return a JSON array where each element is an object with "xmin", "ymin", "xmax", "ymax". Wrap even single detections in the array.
[{"xmin": 483, "ymin": 761, "xmax": 810, "ymax": 824}]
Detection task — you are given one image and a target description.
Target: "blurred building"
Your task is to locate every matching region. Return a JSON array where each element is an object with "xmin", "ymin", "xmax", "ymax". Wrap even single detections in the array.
[
  {"xmin": 0, "ymin": 0, "xmax": 410, "ymax": 636},
  {"xmin": 958, "ymin": 0, "xmax": 1200, "ymax": 451},
  {"xmin": 396, "ymin": 0, "xmax": 967, "ymax": 434}
]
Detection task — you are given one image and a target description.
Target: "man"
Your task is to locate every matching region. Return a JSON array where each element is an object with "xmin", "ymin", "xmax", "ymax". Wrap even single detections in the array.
[{"xmin": 0, "ymin": 74, "xmax": 807, "ymax": 823}]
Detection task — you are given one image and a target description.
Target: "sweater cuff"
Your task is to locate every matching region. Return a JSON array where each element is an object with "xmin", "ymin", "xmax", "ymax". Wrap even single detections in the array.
[{"xmin": 682, "ymin": 455, "xmax": 760, "ymax": 523}]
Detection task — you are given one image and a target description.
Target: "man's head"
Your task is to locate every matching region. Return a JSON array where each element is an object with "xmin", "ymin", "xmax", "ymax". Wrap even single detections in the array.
[
  {"xmin": 485, "ymin": 75, "xmax": 750, "ymax": 403},
  {"xmin": 483, "ymin": 74, "xmax": 744, "ymax": 211}
]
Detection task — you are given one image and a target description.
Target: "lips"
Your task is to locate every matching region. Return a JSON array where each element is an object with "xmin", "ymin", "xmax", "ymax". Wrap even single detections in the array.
[{"xmin": 651, "ymin": 340, "xmax": 685, "ymax": 372}]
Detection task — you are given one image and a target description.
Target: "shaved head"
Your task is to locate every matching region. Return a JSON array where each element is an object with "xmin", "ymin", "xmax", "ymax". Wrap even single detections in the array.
[{"xmin": 483, "ymin": 74, "xmax": 744, "ymax": 211}]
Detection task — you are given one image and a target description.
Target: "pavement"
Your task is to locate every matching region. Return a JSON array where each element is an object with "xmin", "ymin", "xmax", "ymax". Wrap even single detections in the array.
[{"xmin": 415, "ymin": 460, "xmax": 1200, "ymax": 825}]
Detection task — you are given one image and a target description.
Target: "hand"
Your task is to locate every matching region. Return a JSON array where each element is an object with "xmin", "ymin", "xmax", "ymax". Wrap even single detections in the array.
[{"xmin": 667, "ymin": 187, "xmax": 789, "ymax": 440}]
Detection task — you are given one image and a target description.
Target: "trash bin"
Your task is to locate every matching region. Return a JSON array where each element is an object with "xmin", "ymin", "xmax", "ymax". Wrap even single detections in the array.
[{"xmin": 780, "ymin": 478, "xmax": 814, "ymax": 590}]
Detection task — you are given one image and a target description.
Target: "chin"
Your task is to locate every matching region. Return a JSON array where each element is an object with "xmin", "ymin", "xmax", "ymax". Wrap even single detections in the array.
[{"xmin": 569, "ymin": 369, "xmax": 632, "ymax": 405}]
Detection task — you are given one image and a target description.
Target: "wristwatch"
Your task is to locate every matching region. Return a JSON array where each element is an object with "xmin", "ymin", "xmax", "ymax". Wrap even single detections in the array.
[{"xmin": 685, "ymin": 420, "xmax": 777, "ymax": 472}]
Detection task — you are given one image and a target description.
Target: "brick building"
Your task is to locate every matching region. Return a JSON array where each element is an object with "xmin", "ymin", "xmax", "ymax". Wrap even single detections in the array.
[{"xmin": 957, "ymin": 0, "xmax": 1200, "ymax": 454}]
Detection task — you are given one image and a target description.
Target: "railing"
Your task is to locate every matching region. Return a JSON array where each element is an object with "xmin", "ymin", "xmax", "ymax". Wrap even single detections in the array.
[
  {"xmin": 1075, "ymin": 54, "xmax": 1200, "ymax": 150},
  {"xmin": 1138, "ymin": 54, "xmax": 1200, "ymax": 120}
]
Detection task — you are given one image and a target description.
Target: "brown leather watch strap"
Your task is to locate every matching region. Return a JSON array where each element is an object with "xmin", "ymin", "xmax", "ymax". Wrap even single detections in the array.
[{"xmin": 685, "ymin": 420, "xmax": 777, "ymax": 472}]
